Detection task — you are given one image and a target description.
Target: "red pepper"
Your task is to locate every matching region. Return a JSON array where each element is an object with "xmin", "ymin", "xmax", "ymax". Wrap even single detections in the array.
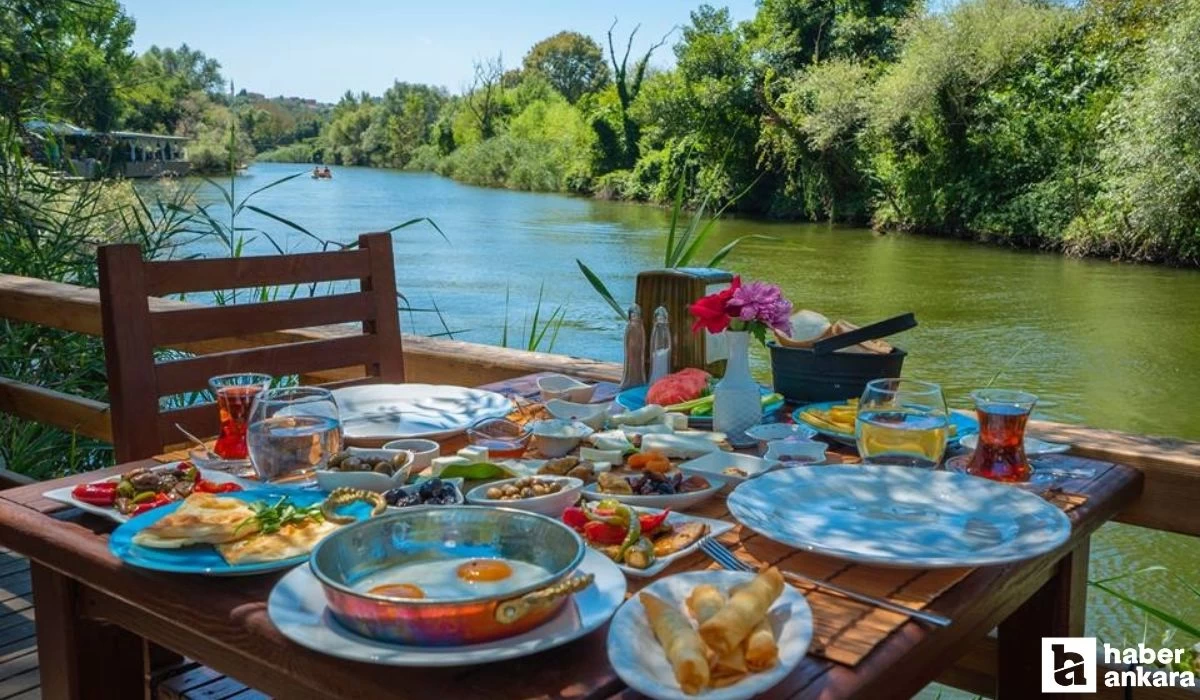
[
  {"xmin": 583, "ymin": 520, "xmax": 628, "ymax": 545},
  {"xmin": 195, "ymin": 479, "xmax": 242, "ymax": 494},
  {"xmin": 639, "ymin": 509, "xmax": 670, "ymax": 533},
  {"xmin": 562, "ymin": 506, "xmax": 588, "ymax": 531},
  {"xmin": 132, "ymin": 493, "xmax": 172, "ymax": 515},
  {"xmin": 213, "ymin": 482, "xmax": 242, "ymax": 493},
  {"xmin": 72, "ymin": 482, "xmax": 118, "ymax": 506}
]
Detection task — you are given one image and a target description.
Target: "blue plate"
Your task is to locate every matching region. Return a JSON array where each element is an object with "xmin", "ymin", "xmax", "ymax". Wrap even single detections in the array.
[
  {"xmin": 616, "ymin": 385, "xmax": 784, "ymax": 427},
  {"xmin": 109, "ymin": 489, "xmax": 373, "ymax": 576},
  {"xmin": 791, "ymin": 402, "xmax": 978, "ymax": 447}
]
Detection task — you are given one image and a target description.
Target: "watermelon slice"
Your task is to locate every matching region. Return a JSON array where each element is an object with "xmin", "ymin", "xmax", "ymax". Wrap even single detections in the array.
[{"xmin": 645, "ymin": 368, "xmax": 712, "ymax": 406}]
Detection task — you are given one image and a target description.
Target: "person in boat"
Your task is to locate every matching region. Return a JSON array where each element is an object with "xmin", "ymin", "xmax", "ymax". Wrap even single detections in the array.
[
  {"xmin": 312, "ymin": 165, "xmax": 321, "ymax": 179},
  {"xmin": 322, "ymin": 166, "xmax": 332, "ymax": 179}
]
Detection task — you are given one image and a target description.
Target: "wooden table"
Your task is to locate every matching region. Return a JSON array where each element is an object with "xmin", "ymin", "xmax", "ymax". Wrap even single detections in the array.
[{"xmin": 0, "ymin": 374, "xmax": 1143, "ymax": 700}]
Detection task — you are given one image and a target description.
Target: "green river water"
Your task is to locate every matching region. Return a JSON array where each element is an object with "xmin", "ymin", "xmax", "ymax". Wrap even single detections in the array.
[{"xmin": 182, "ymin": 163, "xmax": 1200, "ymax": 644}]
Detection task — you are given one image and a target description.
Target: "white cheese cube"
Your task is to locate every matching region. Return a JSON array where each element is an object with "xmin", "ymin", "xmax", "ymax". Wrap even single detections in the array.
[
  {"xmin": 431, "ymin": 456, "xmax": 469, "ymax": 476},
  {"xmin": 456, "ymin": 445, "xmax": 489, "ymax": 462}
]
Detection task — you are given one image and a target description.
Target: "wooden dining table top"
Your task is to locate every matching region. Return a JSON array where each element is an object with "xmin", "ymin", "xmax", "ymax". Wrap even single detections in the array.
[{"xmin": 0, "ymin": 373, "xmax": 1144, "ymax": 700}]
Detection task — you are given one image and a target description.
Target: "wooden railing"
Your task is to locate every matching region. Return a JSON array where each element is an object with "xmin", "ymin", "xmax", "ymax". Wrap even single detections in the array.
[{"xmin": 2, "ymin": 271, "xmax": 1199, "ymax": 699}]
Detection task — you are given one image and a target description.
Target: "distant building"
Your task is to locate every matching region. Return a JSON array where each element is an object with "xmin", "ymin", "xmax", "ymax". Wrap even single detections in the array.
[{"xmin": 23, "ymin": 121, "xmax": 191, "ymax": 179}]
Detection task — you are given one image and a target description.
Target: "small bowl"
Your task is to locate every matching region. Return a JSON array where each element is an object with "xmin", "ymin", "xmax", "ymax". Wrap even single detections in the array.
[
  {"xmin": 384, "ymin": 477, "xmax": 465, "ymax": 508},
  {"xmin": 529, "ymin": 419, "xmax": 594, "ymax": 458},
  {"xmin": 545, "ymin": 399, "xmax": 611, "ymax": 431},
  {"xmin": 465, "ymin": 476, "xmax": 584, "ymax": 516},
  {"xmin": 537, "ymin": 374, "xmax": 595, "ymax": 403},
  {"xmin": 677, "ymin": 452, "xmax": 780, "ymax": 483},
  {"xmin": 466, "ymin": 418, "xmax": 533, "ymax": 457},
  {"xmin": 381, "ymin": 439, "xmax": 441, "ymax": 472},
  {"xmin": 316, "ymin": 447, "xmax": 413, "ymax": 493},
  {"xmin": 764, "ymin": 438, "xmax": 828, "ymax": 466},
  {"xmin": 745, "ymin": 423, "xmax": 819, "ymax": 454}
]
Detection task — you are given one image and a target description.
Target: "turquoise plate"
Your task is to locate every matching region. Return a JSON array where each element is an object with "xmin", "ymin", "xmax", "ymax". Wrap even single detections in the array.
[
  {"xmin": 109, "ymin": 489, "xmax": 373, "ymax": 576},
  {"xmin": 791, "ymin": 402, "xmax": 979, "ymax": 447},
  {"xmin": 616, "ymin": 385, "xmax": 784, "ymax": 428}
]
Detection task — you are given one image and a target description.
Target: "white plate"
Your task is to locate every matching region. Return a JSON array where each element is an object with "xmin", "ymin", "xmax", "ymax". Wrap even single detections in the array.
[
  {"xmin": 728, "ymin": 466, "xmax": 1072, "ymax": 569},
  {"xmin": 268, "ymin": 548, "xmax": 625, "ymax": 666},
  {"xmin": 959, "ymin": 434, "xmax": 1071, "ymax": 456},
  {"xmin": 677, "ymin": 453, "xmax": 780, "ymax": 483},
  {"xmin": 606, "ymin": 509, "xmax": 734, "ymax": 578},
  {"xmin": 607, "ymin": 570, "xmax": 812, "ymax": 700},
  {"xmin": 581, "ymin": 472, "xmax": 729, "ymax": 511},
  {"xmin": 43, "ymin": 463, "xmax": 247, "ymax": 524},
  {"xmin": 333, "ymin": 384, "xmax": 514, "ymax": 442}
]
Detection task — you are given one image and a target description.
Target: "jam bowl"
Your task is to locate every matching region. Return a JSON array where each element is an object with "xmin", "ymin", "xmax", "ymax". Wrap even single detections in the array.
[{"xmin": 309, "ymin": 506, "xmax": 591, "ymax": 646}]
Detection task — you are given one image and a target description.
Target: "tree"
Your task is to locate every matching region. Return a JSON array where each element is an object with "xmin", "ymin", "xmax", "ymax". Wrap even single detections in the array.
[
  {"xmin": 143, "ymin": 44, "xmax": 224, "ymax": 95},
  {"xmin": 522, "ymin": 31, "xmax": 610, "ymax": 103},
  {"xmin": 463, "ymin": 55, "xmax": 505, "ymax": 139},
  {"xmin": 606, "ymin": 19, "xmax": 672, "ymax": 167}
]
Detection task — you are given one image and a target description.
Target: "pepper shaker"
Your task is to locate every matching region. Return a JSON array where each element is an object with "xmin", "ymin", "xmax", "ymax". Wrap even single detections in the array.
[{"xmin": 619, "ymin": 304, "xmax": 647, "ymax": 390}]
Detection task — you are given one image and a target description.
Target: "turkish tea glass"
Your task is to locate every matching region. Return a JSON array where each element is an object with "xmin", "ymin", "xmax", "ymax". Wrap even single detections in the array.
[
  {"xmin": 208, "ymin": 373, "xmax": 272, "ymax": 460},
  {"xmin": 855, "ymin": 379, "xmax": 950, "ymax": 468},
  {"xmin": 963, "ymin": 389, "xmax": 1038, "ymax": 482},
  {"xmin": 246, "ymin": 386, "xmax": 342, "ymax": 485}
]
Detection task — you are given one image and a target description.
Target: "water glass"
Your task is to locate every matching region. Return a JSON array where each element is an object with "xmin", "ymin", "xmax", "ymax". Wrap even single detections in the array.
[
  {"xmin": 855, "ymin": 379, "xmax": 950, "ymax": 468},
  {"xmin": 964, "ymin": 389, "xmax": 1038, "ymax": 482},
  {"xmin": 208, "ymin": 373, "xmax": 272, "ymax": 460},
  {"xmin": 246, "ymin": 386, "xmax": 342, "ymax": 485}
]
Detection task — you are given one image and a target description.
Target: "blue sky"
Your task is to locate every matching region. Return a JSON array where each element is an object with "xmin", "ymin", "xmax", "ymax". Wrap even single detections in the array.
[{"xmin": 120, "ymin": 0, "xmax": 760, "ymax": 103}]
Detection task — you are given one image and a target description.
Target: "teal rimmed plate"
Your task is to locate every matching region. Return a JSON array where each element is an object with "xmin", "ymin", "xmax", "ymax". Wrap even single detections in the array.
[
  {"xmin": 791, "ymin": 402, "xmax": 978, "ymax": 446},
  {"xmin": 109, "ymin": 489, "xmax": 372, "ymax": 576},
  {"xmin": 616, "ymin": 384, "xmax": 784, "ymax": 428}
]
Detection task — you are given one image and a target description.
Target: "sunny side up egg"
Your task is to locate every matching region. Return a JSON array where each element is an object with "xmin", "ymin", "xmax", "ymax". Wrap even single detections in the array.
[{"xmin": 361, "ymin": 557, "xmax": 550, "ymax": 600}]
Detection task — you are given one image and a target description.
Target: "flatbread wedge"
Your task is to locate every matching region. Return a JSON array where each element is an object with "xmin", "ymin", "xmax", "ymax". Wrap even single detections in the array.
[
  {"xmin": 216, "ymin": 518, "xmax": 339, "ymax": 566},
  {"xmin": 132, "ymin": 493, "xmax": 258, "ymax": 548}
]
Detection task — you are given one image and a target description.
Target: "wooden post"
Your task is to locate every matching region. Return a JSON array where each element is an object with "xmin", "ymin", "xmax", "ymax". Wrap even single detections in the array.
[{"xmin": 358, "ymin": 232, "xmax": 405, "ymax": 382}]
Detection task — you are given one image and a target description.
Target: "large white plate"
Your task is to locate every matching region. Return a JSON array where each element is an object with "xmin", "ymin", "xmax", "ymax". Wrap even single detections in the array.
[
  {"xmin": 43, "ymin": 463, "xmax": 247, "ymax": 524},
  {"xmin": 728, "ymin": 466, "xmax": 1072, "ymax": 569},
  {"xmin": 333, "ymin": 384, "xmax": 514, "ymax": 442},
  {"xmin": 607, "ymin": 570, "xmax": 812, "ymax": 700},
  {"xmin": 581, "ymin": 472, "xmax": 729, "ymax": 511},
  {"xmin": 268, "ymin": 548, "xmax": 625, "ymax": 666}
]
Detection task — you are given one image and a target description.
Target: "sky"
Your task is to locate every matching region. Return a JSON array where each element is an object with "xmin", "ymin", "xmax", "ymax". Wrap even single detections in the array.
[{"xmin": 119, "ymin": 0, "xmax": 761, "ymax": 103}]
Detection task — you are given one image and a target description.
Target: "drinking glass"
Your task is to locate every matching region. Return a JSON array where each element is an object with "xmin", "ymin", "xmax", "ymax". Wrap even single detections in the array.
[
  {"xmin": 208, "ymin": 373, "xmax": 272, "ymax": 460},
  {"xmin": 963, "ymin": 389, "xmax": 1037, "ymax": 482},
  {"xmin": 855, "ymin": 379, "xmax": 950, "ymax": 468},
  {"xmin": 246, "ymin": 386, "xmax": 342, "ymax": 485}
]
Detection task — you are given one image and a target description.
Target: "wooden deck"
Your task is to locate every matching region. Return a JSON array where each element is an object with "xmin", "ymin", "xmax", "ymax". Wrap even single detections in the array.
[{"xmin": 0, "ymin": 548, "xmax": 268, "ymax": 700}]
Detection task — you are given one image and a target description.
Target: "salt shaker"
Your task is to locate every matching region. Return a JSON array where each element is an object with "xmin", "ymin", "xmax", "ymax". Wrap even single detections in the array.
[
  {"xmin": 619, "ymin": 304, "xmax": 647, "ymax": 390},
  {"xmin": 648, "ymin": 306, "xmax": 671, "ymax": 385}
]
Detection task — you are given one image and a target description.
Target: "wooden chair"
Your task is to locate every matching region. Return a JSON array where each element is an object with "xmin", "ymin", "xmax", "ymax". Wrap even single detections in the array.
[{"xmin": 98, "ymin": 232, "xmax": 404, "ymax": 463}]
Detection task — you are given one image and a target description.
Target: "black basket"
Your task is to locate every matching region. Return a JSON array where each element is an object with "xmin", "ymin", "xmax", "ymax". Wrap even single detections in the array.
[{"xmin": 769, "ymin": 343, "xmax": 907, "ymax": 403}]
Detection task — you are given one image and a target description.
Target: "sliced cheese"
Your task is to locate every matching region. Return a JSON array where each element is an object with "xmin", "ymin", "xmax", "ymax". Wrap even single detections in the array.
[
  {"xmin": 456, "ymin": 446, "xmax": 489, "ymax": 462},
  {"xmin": 580, "ymin": 447, "xmax": 624, "ymax": 464}
]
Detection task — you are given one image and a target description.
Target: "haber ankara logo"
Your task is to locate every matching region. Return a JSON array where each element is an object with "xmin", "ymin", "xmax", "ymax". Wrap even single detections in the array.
[{"xmin": 1042, "ymin": 637, "xmax": 1097, "ymax": 693}]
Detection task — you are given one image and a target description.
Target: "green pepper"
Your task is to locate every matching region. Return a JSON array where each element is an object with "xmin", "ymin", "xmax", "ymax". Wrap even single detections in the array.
[
  {"xmin": 131, "ymin": 490, "xmax": 156, "ymax": 504},
  {"xmin": 623, "ymin": 537, "xmax": 655, "ymax": 569},
  {"xmin": 116, "ymin": 480, "xmax": 135, "ymax": 498},
  {"xmin": 583, "ymin": 500, "xmax": 640, "ymax": 559}
]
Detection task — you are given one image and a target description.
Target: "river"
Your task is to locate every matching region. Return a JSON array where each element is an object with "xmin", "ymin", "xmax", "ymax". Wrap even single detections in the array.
[{"xmin": 178, "ymin": 162, "xmax": 1200, "ymax": 643}]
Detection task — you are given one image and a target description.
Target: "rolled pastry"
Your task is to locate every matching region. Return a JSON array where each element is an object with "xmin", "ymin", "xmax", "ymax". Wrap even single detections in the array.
[
  {"xmin": 698, "ymin": 567, "xmax": 784, "ymax": 655},
  {"xmin": 743, "ymin": 617, "xmax": 778, "ymax": 670},
  {"xmin": 686, "ymin": 585, "xmax": 748, "ymax": 682},
  {"xmin": 641, "ymin": 592, "xmax": 710, "ymax": 694}
]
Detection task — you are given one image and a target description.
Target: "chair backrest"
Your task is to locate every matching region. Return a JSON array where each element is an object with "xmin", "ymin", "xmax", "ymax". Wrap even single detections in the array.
[{"xmin": 98, "ymin": 232, "xmax": 404, "ymax": 463}]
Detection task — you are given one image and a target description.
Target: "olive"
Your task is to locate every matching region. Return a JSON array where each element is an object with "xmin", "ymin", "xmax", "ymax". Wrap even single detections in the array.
[
  {"xmin": 328, "ymin": 453, "xmax": 347, "ymax": 468},
  {"xmin": 486, "ymin": 487, "xmax": 502, "ymax": 499},
  {"xmin": 532, "ymin": 484, "xmax": 547, "ymax": 496},
  {"xmin": 520, "ymin": 487, "xmax": 535, "ymax": 498},
  {"xmin": 373, "ymin": 462, "xmax": 393, "ymax": 475},
  {"xmin": 342, "ymin": 457, "xmax": 363, "ymax": 471}
]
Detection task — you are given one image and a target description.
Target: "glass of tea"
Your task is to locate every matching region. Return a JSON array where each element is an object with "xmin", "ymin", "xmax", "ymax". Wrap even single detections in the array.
[
  {"xmin": 963, "ymin": 389, "xmax": 1038, "ymax": 482},
  {"xmin": 246, "ymin": 386, "xmax": 343, "ymax": 485},
  {"xmin": 208, "ymin": 373, "xmax": 272, "ymax": 460},
  {"xmin": 855, "ymin": 379, "xmax": 950, "ymax": 468}
]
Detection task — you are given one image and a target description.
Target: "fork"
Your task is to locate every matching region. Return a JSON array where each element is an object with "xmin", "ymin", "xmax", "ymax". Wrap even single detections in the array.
[{"xmin": 698, "ymin": 537, "xmax": 952, "ymax": 628}]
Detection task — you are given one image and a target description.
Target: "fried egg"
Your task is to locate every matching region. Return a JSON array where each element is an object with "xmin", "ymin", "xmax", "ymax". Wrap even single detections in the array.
[{"xmin": 356, "ymin": 557, "xmax": 549, "ymax": 601}]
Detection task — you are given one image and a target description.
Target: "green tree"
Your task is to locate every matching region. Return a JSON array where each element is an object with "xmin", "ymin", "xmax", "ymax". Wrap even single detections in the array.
[
  {"xmin": 463, "ymin": 55, "xmax": 506, "ymax": 140},
  {"xmin": 605, "ymin": 20, "xmax": 672, "ymax": 168},
  {"xmin": 522, "ymin": 31, "xmax": 611, "ymax": 103}
]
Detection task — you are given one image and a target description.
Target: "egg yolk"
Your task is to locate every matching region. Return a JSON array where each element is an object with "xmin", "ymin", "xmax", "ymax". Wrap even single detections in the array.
[
  {"xmin": 456, "ymin": 559, "xmax": 512, "ymax": 583},
  {"xmin": 369, "ymin": 583, "xmax": 425, "ymax": 599}
]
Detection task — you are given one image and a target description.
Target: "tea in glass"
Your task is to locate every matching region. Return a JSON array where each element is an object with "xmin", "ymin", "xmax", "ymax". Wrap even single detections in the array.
[
  {"xmin": 855, "ymin": 379, "xmax": 950, "ymax": 468},
  {"xmin": 208, "ymin": 373, "xmax": 272, "ymax": 459},
  {"xmin": 964, "ymin": 389, "xmax": 1037, "ymax": 482}
]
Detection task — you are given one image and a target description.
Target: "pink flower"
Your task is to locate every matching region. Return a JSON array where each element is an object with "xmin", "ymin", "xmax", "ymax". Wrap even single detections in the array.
[{"xmin": 726, "ymin": 281, "xmax": 792, "ymax": 335}]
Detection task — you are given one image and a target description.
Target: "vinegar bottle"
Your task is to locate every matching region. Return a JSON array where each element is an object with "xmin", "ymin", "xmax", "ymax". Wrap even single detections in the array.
[
  {"xmin": 648, "ymin": 306, "xmax": 672, "ymax": 385},
  {"xmin": 619, "ymin": 304, "xmax": 647, "ymax": 390}
]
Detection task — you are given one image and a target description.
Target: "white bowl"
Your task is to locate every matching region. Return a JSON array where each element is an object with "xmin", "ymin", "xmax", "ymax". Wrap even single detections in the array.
[
  {"xmin": 315, "ymin": 447, "xmax": 413, "ymax": 493},
  {"xmin": 745, "ymin": 423, "xmax": 819, "ymax": 453},
  {"xmin": 545, "ymin": 399, "xmax": 611, "ymax": 430},
  {"xmin": 381, "ymin": 439, "xmax": 441, "ymax": 471},
  {"xmin": 537, "ymin": 374, "xmax": 596, "ymax": 403},
  {"xmin": 677, "ymin": 451, "xmax": 780, "ymax": 483},
  {"xmin": 465, "ymin": 476, "xmax": 584, "ymax": 516},
  {"xmin": 763, "ymin": 439, "xmax": 828, "ymax": 466},
  {"xmin": 529, "ymin": 419, "xmax": 594, "ymax": 458},
  {"xmin": 580, "ymin": 472, "xmax": 729, "ymax": 511}
]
